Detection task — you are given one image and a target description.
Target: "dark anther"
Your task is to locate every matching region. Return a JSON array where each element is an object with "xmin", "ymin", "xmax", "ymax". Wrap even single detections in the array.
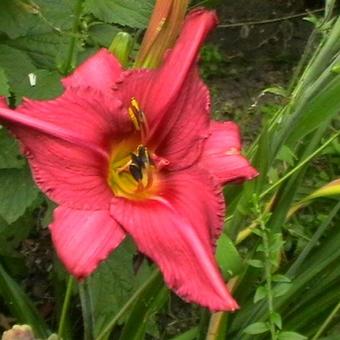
[
  {"xmin": 131, "ymin": 153, "xmax": 145, "ymax": 169},
  {"xmin": 137, "ymin": 146, "xmax": 151, "ymax": 166},
  {"xmin": 129, "ymin": 163, "xmax": 143, "ymax": 182}
]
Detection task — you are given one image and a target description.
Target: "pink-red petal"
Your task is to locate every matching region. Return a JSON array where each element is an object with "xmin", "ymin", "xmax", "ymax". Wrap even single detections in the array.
[
  {"xmin": 116, "ymin": 10, "xmax": 217, "ymax": 169},
  {"xmin": 110, "ymin": 169, "xmax": 238, "ymax": 311},
  {"xmin": 50, "ymin": 206, "xmax": 125, "ymax": 278},
  {"xmin": 0, "ymin": 97, "xmax": 7, "ymax": 108},
  {"xmin": 62, "ymin": 49, "xmax": 123, "ymax": 92},
  {"xmin": 199, "ymin": 121, "xmax": 258, "ymax": 184},
  {"xmin": 0, "ymin": 88, "xmax": 132, "ymax": 209}
]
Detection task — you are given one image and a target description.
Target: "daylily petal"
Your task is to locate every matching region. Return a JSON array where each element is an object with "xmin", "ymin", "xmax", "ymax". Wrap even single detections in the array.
[
  {"xmin": 199, "ymin": 121, "xmax": 258, "ymax": 184},
  {"xmin": 110, "ymin": 169, "xmax": 238, "ymax": 311},
  {"xmin": 50, "ymin": 206, "xmax": 125, "ymax": 278},
  {"xmin": 117, "ymin": 10, "xmax": 217, "ymax": 169},
  {"xmin": 1, "ymin": 88, "xmax": 132, "ymax": 209},
  {"xmin": 16, "ymin": 87, "xmax": 130, "ymax": 151},
  {"xmin": 62, "ymin": 49, "xmax": 123, "ymax": 92},
  {"xmin": 0, "ymin": 97, "xmax": 7, "ymax": 108}
]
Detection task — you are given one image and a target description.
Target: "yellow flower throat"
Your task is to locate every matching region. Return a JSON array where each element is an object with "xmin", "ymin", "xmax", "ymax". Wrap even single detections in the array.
[{"xmin": 108, "ymin": 98, "xmax": 157, "ymax": 200}]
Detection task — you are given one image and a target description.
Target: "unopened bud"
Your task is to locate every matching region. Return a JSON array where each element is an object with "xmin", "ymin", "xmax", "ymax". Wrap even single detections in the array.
[{"xmin": 109, "ymin": 32, "xmax": 133, "ymax": 68}]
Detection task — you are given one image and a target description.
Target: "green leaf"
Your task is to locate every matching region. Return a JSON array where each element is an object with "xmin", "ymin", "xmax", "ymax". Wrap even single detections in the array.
[
  {"xmin": 243, "ymin": 322, "xmax": 269, "ymax": 335},
  {"xmin": 0, "ymin": 261, "xmax": 50, "ymax": 338},
  {"xmin": 15, "ymin": 69, "xmax": 63, "ymax": 100},
  {"xmin": 88, "ymin": 23, "xmax": 119, "ymax": 47},
  {"xmin": 6, "ymin": 32, "xmax": 69, "ymax": 69},
  {"xmin": 86, "ymin": 239, "xmax": 153, "ymax": 337},
  {"xmin": 216, "ymin": 233, "xmax": 244, "ymax": 277},
  {"xmin": 0, "ymin": 0, "xmax": 73, "ymax": 38},
  {"xmin": 262, "ymin": 86, "xmax": 288, "ymax": 97},
  {"xmin": 254, "ymin": 286, "xmax": 267, "ymax": 303},
  {"xmin": 277, "ymin": 145, "xmax": 297, "ymax": 166},
  {"xmin": 248, "ymin": 259, "xmax": 264, "ymax": 268},
  {"xmin": 170, "ymin": 327, "xmax": 198, "ymax": 340},
  {"xmin": 0, "ymin": 0, "xmax": 39, "ymax": 39},
  {"xmin": 0, "ymin": 213, "xmax": 34, "ymax": 257},
  {"xmin": 286, "ymin": 74, "xmax": 340, "ymax": 146},
  {"xmin": 84, "ymin": 0, "xmax": 155, "ymax": 28},
  {"xmin": 278, "ymin": 331, "xmax": 307, "ymax": 340},
  {"xmin": 273, "ymin": 282, "xmax": 292, "ymax": 298},
  {"xmin": 0, "ymin": 128, "xmax": 25, "ymax": 169},
  {"xmin": 272, "ymin": 274, "xmax": 291, "ymax": 283},
  {"xmin": 271, "ymin": 312, "xmax": 282, "ymax": 329},
  {"xmin": 0, "ymin": 44, "xmax": 37, "ymax": 95},
  {"xmin": 0, "ymin": 168, "xmax": 38, "ymax": 224},
  {"xmin": 0, "ymin": 68, "xmax": 10, "ymax": 96},
  {"xmin": 118, "ymin": 273, "xmax": 167, "ymax": 340}
]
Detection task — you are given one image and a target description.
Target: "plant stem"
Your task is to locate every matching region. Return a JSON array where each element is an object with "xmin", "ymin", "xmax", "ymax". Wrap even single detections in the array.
[
  {"xmin": 260, "ymin": 131, "xmax": 340, "ymax": 199},
  {"xmin": 255, "ymin": 200, "xmax": 277, "ymax": 340},
  {"xmin": 96, "ymin": 269, "xmax": 161, "ymax": 340},
  {"xmin": 62, "ymin": 0, "xmax": 84, "ymax": 74},
  {"xmin": 57, "ymin": 275, "xmax": 74, "ymax": 339},
  {"xmin": 312, "ymin": 300, "xmax": 340, "ymax": 340},
  {"xmin": 79, "ymin": 281, "xmax": 95, "ymax": 340}
]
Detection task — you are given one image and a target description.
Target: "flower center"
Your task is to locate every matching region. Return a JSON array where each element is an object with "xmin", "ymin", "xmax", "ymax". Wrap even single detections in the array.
[
  {"xmin": 107, "ymin": 98, "xmax": 160, "ymax": 200},
  {"xmin": 108, "ymin": 143, "xmax": 156, "ymax": 200}
]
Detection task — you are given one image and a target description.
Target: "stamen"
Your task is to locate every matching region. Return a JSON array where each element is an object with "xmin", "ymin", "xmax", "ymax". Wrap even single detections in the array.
[
  {"xmin": 129, "ymin": 163, "xmax": 143, "ymax": 182},
  {"xmin": 128, "ymin": 97, "xmax": 142, "ymax": 131},
  {"xmin": 128, "ymin": 97, "xmax": 149, "ymax": 139}
]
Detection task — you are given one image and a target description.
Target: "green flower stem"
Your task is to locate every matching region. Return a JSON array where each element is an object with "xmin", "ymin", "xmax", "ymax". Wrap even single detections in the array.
[
  {"xmin": 255, "ymin": 200, "xmax": 277, "ymax": 340},
  {"xmin": 96, "ymin": 269, "xmax": 161, "ymax": 340},
  {"xmin": 79, "ymin": 281, "xmax": 95, "ymax": 340},
  {"xmin": 312, "ymin": 300, "xmax": 340, "ymax": 340},
  {"xmin": 58, "ymin": 275, "xmax": 75, "ymax": 339},
  {"xmin": 62, "ymin": 0, "xmax": 84, "ymax": 74},
  {"xmin": 260, "ymin": 130, "xmax": 340, "ymax": 199}
]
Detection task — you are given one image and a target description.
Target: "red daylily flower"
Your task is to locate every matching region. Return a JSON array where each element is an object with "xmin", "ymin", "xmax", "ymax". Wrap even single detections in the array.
[{"xmin": 0, "ymin": 10, "xmax": 257, "ymax": 311}]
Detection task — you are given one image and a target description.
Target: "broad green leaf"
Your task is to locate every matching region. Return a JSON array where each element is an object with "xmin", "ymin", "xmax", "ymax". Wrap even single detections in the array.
[
  {"xmin": 88, "ymin": 23, "xmax": 119, "ymax": 47},
  {"xmin": 0, "ymin": 0, "xmax": 73, "ymax": 38},
  {"xmin": 0, "ymin": 0, "xmax": 39, "ymax": 39},
  {"xmin": 243, "ymin": 322, "xmax": 269, "ymax": 335},
  {"xmin": 0, "ymin": 168, "xmax": 38, "ymax": 224},
  {"xmin": 0, "ymin": 128, "xmax": 25, "ymax": 169},
  {"xmin": 0, "ymin": 213, "xmax": 34, "ymax": 257},
  {"xmin": 0, "ymin": 68, "xmax": 10, "ymax": 96},
  {"xmin": 216, "ymin": 233, "xmax": 243, "ymax": 277},
  {"xmin": 86, "ymin": 239, "xmax": 153, "ymax": 337},
  {"xmin": 278, "ymin": 331, "xmax": 307, "ymax": 340},
  {"xmin": 84, "ymin": 0, "xmax": 155, "ymax": 28},
  {"xmin": 0, "ymin": 45, "xmax": 37, "ymax": 94},
  {"xmin": 16, "ymin": 69, "xmax": 63, "ymax": 100},
  {"xmin": 6, "ymin": 32, "xmax": 69, "ymax": 69}
]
